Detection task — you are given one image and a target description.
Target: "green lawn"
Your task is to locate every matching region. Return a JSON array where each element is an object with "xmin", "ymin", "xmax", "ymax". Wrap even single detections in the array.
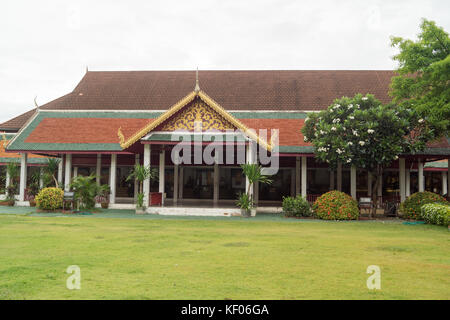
[{"xmin": 0, "ymin": 211, "xmax": 449, "ymax": 300}]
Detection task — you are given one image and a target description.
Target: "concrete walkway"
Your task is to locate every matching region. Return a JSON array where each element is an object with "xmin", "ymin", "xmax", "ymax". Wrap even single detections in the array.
[{"xmin": 0, "ymin": 205, "xmax": 405, "ymax": 224}]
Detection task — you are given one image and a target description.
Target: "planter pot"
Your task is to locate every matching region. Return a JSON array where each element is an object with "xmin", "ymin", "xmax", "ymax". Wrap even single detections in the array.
[
  {"xmin": 241, "ymin": 209, "xmax": 251, "ymax": 217},
  {"xmin": 136, "ymin": 207, "xmax": 146, "ymax": 215},
  {"xmin": 101, "ymin": 202, "xmax": 109, "ymax": 209},
  {"xmin": 251, "ymin": 208, "xmax": 257, "ymax": 217}
]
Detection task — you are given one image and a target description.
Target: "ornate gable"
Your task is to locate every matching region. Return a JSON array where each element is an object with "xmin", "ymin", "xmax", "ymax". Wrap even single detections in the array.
[{"xmin": 156, "ymin": 98, "xmax": 235, "ymax": 132}]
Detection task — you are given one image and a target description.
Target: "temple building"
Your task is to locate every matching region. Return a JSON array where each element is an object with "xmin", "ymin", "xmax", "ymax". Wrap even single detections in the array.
[{"xmin": 0, "ymin": 70, "xmax": 448, "ymax": 214}]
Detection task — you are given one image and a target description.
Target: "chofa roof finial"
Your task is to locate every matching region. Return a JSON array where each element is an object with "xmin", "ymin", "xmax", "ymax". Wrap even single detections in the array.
[
  {"xmin": 194, "ymin": 67, "xmax": 200, "ymax": 93},
  {"xmin": 34, "ymin": 96, "xmax": 39, "ymax": 110}
]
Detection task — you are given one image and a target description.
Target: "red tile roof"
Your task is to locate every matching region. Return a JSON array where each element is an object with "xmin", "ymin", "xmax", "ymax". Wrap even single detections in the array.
[{"xmin": 0, "ymin": 70, "xmax": 395, "ymax": 131}]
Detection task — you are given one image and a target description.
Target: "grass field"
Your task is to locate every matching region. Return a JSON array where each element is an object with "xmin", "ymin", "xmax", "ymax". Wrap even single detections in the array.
[{"xmin": 0, "ymin": 212, "xmax": 449, "ymax": 300}]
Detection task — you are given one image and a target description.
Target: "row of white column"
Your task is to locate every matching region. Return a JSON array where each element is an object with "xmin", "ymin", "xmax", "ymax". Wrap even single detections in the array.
[{"xmin": 10, "ymin": 152, "xmax": 450, "ymax": 205}]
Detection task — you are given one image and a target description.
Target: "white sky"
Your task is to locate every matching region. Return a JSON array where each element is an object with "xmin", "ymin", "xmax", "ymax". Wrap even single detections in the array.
[{"xmin": 1, "ymin": 0, "xmax": 449, "ymax": 123}]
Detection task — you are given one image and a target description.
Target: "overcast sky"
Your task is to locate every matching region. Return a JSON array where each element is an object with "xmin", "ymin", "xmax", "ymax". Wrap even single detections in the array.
[{"xmin": 1, "ymin": 0, "xmax": 449, "ymax": 123}]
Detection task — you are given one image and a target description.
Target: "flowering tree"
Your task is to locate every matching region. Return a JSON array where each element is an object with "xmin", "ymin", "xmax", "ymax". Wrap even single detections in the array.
[{"xmin": 302, "ymin": 93, "xmax": 431, "ymax": 216}]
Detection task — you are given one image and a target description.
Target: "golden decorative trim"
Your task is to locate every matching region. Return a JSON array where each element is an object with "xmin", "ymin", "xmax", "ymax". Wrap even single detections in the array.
[
  {"xmin": 117, "ymin": 127, "xmax": 125, "ymax": 145},
  {"xmin": 119, "ymin": 90, "xmax": 272, "ymax": 151}
]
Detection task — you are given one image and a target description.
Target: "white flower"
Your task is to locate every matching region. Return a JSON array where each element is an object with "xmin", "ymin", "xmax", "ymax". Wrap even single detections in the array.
[
  {"xmin": 418, "ymin": 118, "xmax": 424, "ymax": 123},
  {"xmin": 356, "ymin": 104, "xmax": 360, "ymax": 108},
  {"xmin": 394, "ymin": 155, "xmax": 399, "ymax": 160},
  {"xmin": 352, "ymin": 130, "xmax": 359, "ymax": 137},
  {"xmin": 348, "ymin": 141, "xmax": 353, "ymax": 146},
  {"xmin": 304, "ymin": 136, "xmax": 308, "ymax": 142},
  {"xmin": 342, "ymin": 127, "xmax": 346, "ymax": 131},
  {"xmin": 332, "ymin": 118, "xmax": 340, "ymax": 123},
  {"xmin": 362, "ymin": 97, "xmax": 368, "ymax": 101},
  {"xmin": 331, "ymin": 127, "xmax": 337, "ymax": 131},
  {"xmin": 320, "ymin": 130, "xmax": 325, "ymax": 135},
  {"xmin": 336, "ymin": 148, "xmax": 343, "ymax": 154},
  {"xmin": 359, "ymin": 141, "xmax": 365, "ymax": 146},
  {"xmin": 348, "ymin": 104, "xmax": 353, "ymax": 109},
  {"xmin": 346, "ymin": 159, "xmax": 352, "ymax": 163},
  {"xmin": 367, "ymin": 129, "xmax": 375, "ymax": 134},
  {"xmin": 349, "ymin": 116, "xmax": 355, "ymax": 120}
]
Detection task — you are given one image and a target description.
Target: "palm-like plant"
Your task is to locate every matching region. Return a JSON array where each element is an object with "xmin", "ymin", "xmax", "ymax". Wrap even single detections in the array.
[
  {"xmin": 43, "ymin": 158, "xmax": 60, "ymax": 188},
  {"xmin": 70, "ymin": 174, "xmax": 109, "ymax": 210},
  {"xmin": 6, "ymin": 162, "xmax": 19, "ymax": 195},
  {"xmin": 240, "ymin": 163, "xmax": 272, "ymax": 196},
  {"xmin": 126, "ymin": 164, "xmax": 158, "ymax": 208},
  {"xmin": 239, "ymin": 164, "xmax": 272, "ymax": 214}
]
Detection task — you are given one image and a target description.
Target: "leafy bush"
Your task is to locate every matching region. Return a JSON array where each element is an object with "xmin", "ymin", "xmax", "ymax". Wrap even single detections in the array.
[
  {"xmin": 313, "ymin": 191, "xmax": 359, "ymax": 220},
  {"xmin": 399, "ymin": 192, "xmax": 447, "ymax": 220},
  {"xmin": 282, "ymin": 195, "xmax": 312, "ymax": 217},
  {"xmin": 421, "ymin": 203, "xmax": 450, "ymax": 226},
  {"xmin": 35, "ymin": 187, "xmax": 64, "ymax": 210},
  {"xmin": 70, "ymin": 174, "xmax": 109, "ymax": 210}
]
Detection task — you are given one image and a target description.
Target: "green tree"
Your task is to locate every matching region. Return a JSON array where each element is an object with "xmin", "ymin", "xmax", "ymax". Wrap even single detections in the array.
[
  {"xmin": 42, "ymin": 158, "xmax": 60, "ymax": 188},
  {"xmin": 390, "ymin": 18, "xmax": 450, "ymax": 138},
  {"xmin": 302, "ymin": 94, "xmax": 430, "ymax": 217}
]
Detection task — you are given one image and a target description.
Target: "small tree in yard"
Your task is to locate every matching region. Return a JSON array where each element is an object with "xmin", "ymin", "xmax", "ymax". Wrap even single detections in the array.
[
  {"xmin": 302, "ymin": 93, "xmax": 431, "ymax": 217},
  {"xmin": 42, "ymin": 158, "xmax": 60, "ymax": 188},
  {"xmin": 126, "ymin": 164, "xmax": 158, "ymax": 209},
  {"xmin": 238, "ymin": 164, "xmax": 272, "ymax": 216}
]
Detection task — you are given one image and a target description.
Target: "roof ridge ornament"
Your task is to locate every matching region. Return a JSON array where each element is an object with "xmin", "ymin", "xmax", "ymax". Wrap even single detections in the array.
[
  {"xmin": 34, "ymin": 96, "xmax": 39, "ymax": 110},
  {"xmin": 194, "ymin": 67, "xmax": 200, "ymax": 93}
]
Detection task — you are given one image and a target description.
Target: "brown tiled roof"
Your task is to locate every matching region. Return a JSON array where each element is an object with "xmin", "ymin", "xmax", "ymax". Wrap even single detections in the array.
[
  {"xmin": 0, "ymin": 70, "xmax": 395, "ymax": 131},
  {"xmin": 0, "ymin": 109, "xmax": 37, "ymax": 131}
]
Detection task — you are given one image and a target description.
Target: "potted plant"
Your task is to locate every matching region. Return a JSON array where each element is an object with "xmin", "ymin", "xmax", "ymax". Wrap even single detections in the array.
[
  {"xmin": 96, "ymin": 185, "xmax": 110, "ymax": 209},
  {"xmin": 127, "ymin": 164, "xmax": 158, "ymax": 214},
  {"xmin": 6, "ymin": 186, "xmax": 16, "ymax": 206},
  {"xmin": 236, "ymin": 192, "xmax": 253, "ymax": 217},
  {"xmin": 238, "ymin": 163, "xmax": 273, "ymax": 217}
]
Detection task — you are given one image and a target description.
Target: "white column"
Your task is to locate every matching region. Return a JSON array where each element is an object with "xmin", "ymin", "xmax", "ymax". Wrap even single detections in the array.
[
  {"xmin": 159, "ymin": 150, "xmax": 165, "ymax": 205},
  {"xmin": 64, "ymin": 154, "xmax": 72, "ymax": 191},
  {"xmin": 143, "ymin": 144, "xmax": 151, "ymax": 207},
  {"xmin": 73, "ymin": 167, "xmax": 78, "ymax": 178},
  {"xmin": 5, "ymin": 170, "xmax": 10, "ymax": 190},
  {"xmin": 245, "ymin": 143, "xmax": 256, "ymax": 197},
  {"xmin": 330, "ymin": 170, "xmax": 335, "ymax": 191},
  {"xmin": 301, "ymin": 156, "xmax": 307, "ymax": 198},
  {"xmin": 19, "ymin": 153, "xmax": 27, "ymax": 202},
  {"xmin": 350, "ymin": 165, "xmax": 356, "ymax": 199},
  {"xmin": 418, "ymin": 159, "xmax": 424, "ymax": 192},
  {"xmin": 337, "ymin": 162, "xmax": 342, "ymax": 191},
  {"xmin": 39, "ymin": 167, "xmax": 44, "ymax": 189},
  {"xmin": 213, "ymin": 162, "xmax": 219, "ymax": 204},
  {"xmin": 406, "ymin": 169, "xmax": 411, "ymax": 197},
  {"xmin": 174, "ymin": 163, "xmax": 179, "ymax": 205},
  {"xmin": 96, "ymin": 154, "xmax": 102, "ymax": 186},
  {"xmin": 442, "ymin": 172, "xmax": 447, "ymax": 196},
  {"xmin": 399, "ymin": 158, "xmax": 406, "ymax": 202},
  {"xmin": 295, "ymin": 157, "xmax": 300, "ymax": 195},
  {"xmin": 367, "ymin": 172, "xmax": 372, "ymax": 196},
  {"xmin": 109, "ymin": 154, "xmax": 117, "ymax": 204},
  {"xmin": 57, "ymin": 155, "xmax": 63, "ymax": 187},
  {"xmin": 447, "ymin": 159, "xmax": 449, "ymax": 197}
]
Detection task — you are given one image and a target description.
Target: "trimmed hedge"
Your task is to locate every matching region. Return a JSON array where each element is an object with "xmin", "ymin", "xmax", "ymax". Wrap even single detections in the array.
[
  {"xmin": 282, "ymin": 195, "xmax": 312, "ymax": 217},
  {"xmin": 313, "ymin": 191, "xmax": 359, "ymax": 220},
  {"xmin": 421, "ymin": 203, "xmax": 450, "ymax": 226},
  {"xmin": 35, "ymin": 187, "xmax": 64, "ymax": 210},
  {"xmin": 399, "ymin": 192, "xmax": 447, "ymax": 220}
]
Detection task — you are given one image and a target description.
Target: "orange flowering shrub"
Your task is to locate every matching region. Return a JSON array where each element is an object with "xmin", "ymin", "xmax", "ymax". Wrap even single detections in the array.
[
  {"xmin": 399, "ymin": 191, "xmax": 447, "ymax": 220},
  {"xmin": 313, "ymin": 191, "xmax": 359, "ymax": 220},
  {"xmin": 35, "ymin": 187, "xmax": 64, "ymax": 210}
]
